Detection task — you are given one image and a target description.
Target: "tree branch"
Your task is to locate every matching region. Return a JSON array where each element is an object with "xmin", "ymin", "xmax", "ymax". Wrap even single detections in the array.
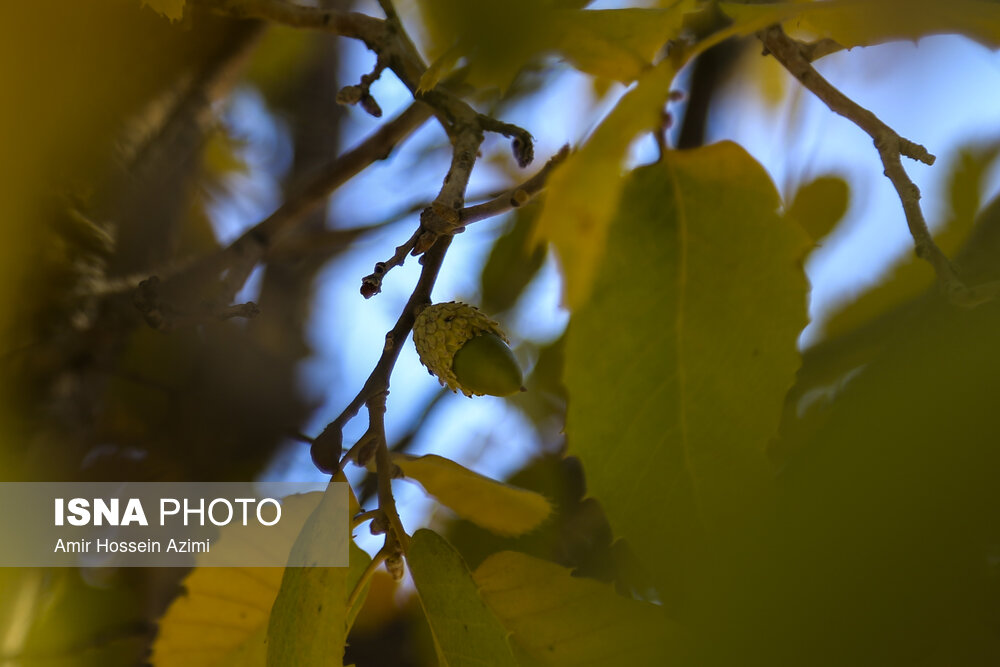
[
  {"xmin": 198, "ymin": 101, "xmax": 434, "ymax": 305},
  {"xmin": 312, "ymin": 237, "xmax": 452, "ymax": 468},
  {"xmin": 758, "ymin": 24, "xmax": 995, "ymax": 307},
  {"xmin": 359, "ymin": 145, "xmax": 567, "ymax": 297},
  {"xmin": 199, "ymin": 0, "xmax": 538, "ymax": 561},
  {"xmin": 460, "ymin": 145, "xmax": 569, "ymax": 225},
  {"xmin": 194, "ymin": 0, "xmax": 386, "ymax": 44}
]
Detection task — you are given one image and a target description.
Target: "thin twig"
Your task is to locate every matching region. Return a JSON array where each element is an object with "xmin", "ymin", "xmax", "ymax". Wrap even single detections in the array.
[
  {"xmin": 265, "ymin": 222, "xmax": 385, "ymax": 260},
  {"xmin": 460, "ymin": 145, "xmax": 570, "ymax": 225},
  {"xmin": 311, "ymin": 236, "xmax": 452, "ymax": 466},
  {"xmin": 413, "ymin": 114, "xmax": 486, "ymax": 253},
  {"xmin": 207, "ymin": 0, "xmax": 536, "ymax": 560},
  {"xmin": 359, "ymin": 146, "xmax": 567, "ymax": 296},
  {"xmin": 352, "ymin": 508, "xmax": 382, "ymax": 529},
  {"xmin": 357, "ymin": 388, "xmax": 447, "ymax": 506},
  {"xmin": 758, "ymin": 24, "xmax": 993, "ymax": 306},
  {"xmin": 200, "ymin": 0, "xmax": 532, "ymax": 155},
  {"xmin": 194, "ymin": 0, "xmax": 386, "ymax": 44},
  {"xmin": 368, "ymin": 391, "xmax": 408, "ymax": 551},
  {"xmin": 376, "ymin": 0, "xmax": 401, "ymax": 25},
  {"xmin": 360, "ymin": 228, "xmax": 422, "ymax": 299},
  {"xmin": 88, "ymin": 102, "xmax": 431, "ymax": 302},
  {"xmin": 201, "ymin": 102, "xmax": 434, "ymax": 305}
]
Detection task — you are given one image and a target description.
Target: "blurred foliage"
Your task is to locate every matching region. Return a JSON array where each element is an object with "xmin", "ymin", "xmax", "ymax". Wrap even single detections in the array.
[
  {"xmin": 473, "ymin": 550, "xmax": 677, "ymax": 665},
  {"xmin": 4, "ymin": 1, "xmax": 1000, "ymax": 666},
  {"xmin": 534, "ymin": 55, "xmax": 681, "ymax": 306},
  {"xmin": 820, "ymin": 141, "xmax": 1000, "ymax": 341},
  {"xmin": 479, "ymin": 206, "xmax": 546, "ymax": 315},
  {"xmin": 786, "ymin": 174, "xmax": 850, "ymax": 242}
]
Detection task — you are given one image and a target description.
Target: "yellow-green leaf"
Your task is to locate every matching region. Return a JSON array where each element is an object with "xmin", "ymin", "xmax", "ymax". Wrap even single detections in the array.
[
  {"xmin": 394, "ymin": 453, "xmax": 552, "ymax": 536},
  {"xmin": 786, "ymin": 174, "xmax": 850, "ymax": 242},
  {"xmin": 474, "ymin": 551, "xmax": 678, "ymax": 665},
  {"xmin": 142, "ymin": 0, "xmax": 185, "ymax": 21},
  {"xmin": 563, "ymin": 143, "xmax": 808, "ymax": 579},
  {"xmin": 721, "ymin": 0, "xmax": 1000, "ymax": 51},
  {"xmin": 480, "ymin": 206, "xmax": 548, "ymax": 314},
  {"xmin": 407, "ymin": 529, "xmax": 518, "ymax": 667},
  {"xmin": 152, "ymin": 489, "xmax": 371, "ymax": 667},
  {"xmin": 555, "ymin": 6, "xmax": 693, "ymax": 83},
  {"xmin": 266, "ymin": 483, "xmax": 352, "ymax": 665},
  {"xmin": 534, "ymin": 58, "xmax": 681, "ymax": 307},
  {"xmin": 152, "ymin": 493, "xmax": 317, "ymax": 667},
  {"xmin": 417, "ymin": 44, "xmax": 461, "ymax": 93}
]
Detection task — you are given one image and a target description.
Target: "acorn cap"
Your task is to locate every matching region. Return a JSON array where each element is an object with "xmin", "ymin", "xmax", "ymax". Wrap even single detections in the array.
[{"xmin": 413, "ymin": 301, "xmax": 515, "ymax": 397}]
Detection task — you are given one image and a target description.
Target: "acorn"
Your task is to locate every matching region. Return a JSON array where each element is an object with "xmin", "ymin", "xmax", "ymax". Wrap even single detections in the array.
[{"xmin": 412, "ymin": 301, "xmax": 524, "ymax": 397}]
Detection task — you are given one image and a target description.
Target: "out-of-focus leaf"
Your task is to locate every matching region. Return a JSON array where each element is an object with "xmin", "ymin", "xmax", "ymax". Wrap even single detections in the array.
[
  {"xmin": 407, "ymin": 529, "xmax": 518, "ymax": 667},
  {"xmin": 415, "ymin": 1, "xmax": 693, "ymax": 92},
  {"xmin": 480, "ymin": 206, "xmax": 547, "ymax": 313},
  {"xmin": 746, "ymin": 44, "xmax": 789, "ymax": 108},
  {"xmin": 950, "ymin": 143, "xmax": 1000, "ymax": 228},
  {"xmin": 152, "ymin": 489, "xmax": 371, "ymax": 667},
  {"xmin": 442, "ymin": 456, "xmax": 616, "ymax": 584},
  {"xmin": 754, "ymin": 241, "xmax": 1000, "ymax": 665},
  {"xmin": 786, "ymin": 174, "xmax": 850, "ymax": 242},
  {"xmin": 556, "ymin": 7, "xmax": 692, "ymax": 83},
  {"xmin": 154, "ymin": 567, "xmax": 279, "ymax": 667},
  {"xmin": 394, "ymin": 454, "xmax": 552, "ymax": 536},
  {"xmin": 721, "ymin": 0, "xmax": 1000, "ymax": 51},
  {"xmin": 474, "ymin": 551, "xmax": 678, "ymax": 665},
  {"xmin": 202, "ymin": 128, "xmax": 248, "ymax": 179},
  {"xmin": 152, "ymin": 493, "xmax": 317, "ymax": 666},
  {"xmin": 246, "ymin": 26, "xmax": 317, "ymax": 97},
  {"xmin": 820, "ymin": 142, "xmax": 1000, "ymax": 341},
  {"xmin": 534, "ymin": 58, "xmax": 681, "ymax": 306},
  {"xmin": 266, "ymin": 484, "xmax": 355, "ymax": 666},
  {"xmin": 511, "ymin": 336, "xmax": 567, "ymax": 434},
  {"xmin": 0, "ymin": 568, "xmax": 150, "ymax": 666},
  {"xmin": 142, "ymin": 0, "xmax": 185, "ymax": 21},
  {"xmin": 563, "ymin": 144, "xmax": 808, "ymax": 587}
]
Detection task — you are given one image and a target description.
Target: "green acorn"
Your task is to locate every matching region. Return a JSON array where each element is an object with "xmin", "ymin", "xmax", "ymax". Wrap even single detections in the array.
[{"xmin": 413, "ymin": 301, "xmax": 524, "ymax": 397}]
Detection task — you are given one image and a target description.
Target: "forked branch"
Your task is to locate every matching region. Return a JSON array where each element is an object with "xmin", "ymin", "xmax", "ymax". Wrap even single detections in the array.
[
  {"xmin": 186, "ymin": 0, "xmax": 556, "ymax": 568},
  {"xmin": 759, "ymin": 24, "xmax": 999, "ymax": 307}
]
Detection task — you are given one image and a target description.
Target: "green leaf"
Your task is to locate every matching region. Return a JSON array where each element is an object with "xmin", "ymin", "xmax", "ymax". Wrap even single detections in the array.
[
  {"xmin": 407, "ymin": 529, "xmax": 518, "ymax": 667},
  {"xmin": 266, "ymin": 484, "xmax": 353, "ymax": 666},
  {"xmin": 531, "ymin": 2, "xmax": 781, "ymax": 307},
  {"xmin": 756, "ymin": 220, "xmax": 1000, "ymax": 665},
  {"xmin": 474, "ymin": 551, "xmax": 678, "ymax": 665},
  {"xmin": 786, "ymin": 174, "xmax": 850, "ymax": 242},
  {"xmin": 563, "ymin": 143, "xmax": 808, "ymax": 581},
  {"xmin": 394, "ymin": 454, "xmax": 552, "ymax": 536},
  {"xmin": 721, "ymin": 0, "xmax": 1000, "ymax": 51},
  {"xmin": 154, "ymin": 491, "xmax": 372, "ymax": 667},
  {"xmin": 141, "ymin": 0, "xmax": 185, "ymax": 21}
]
